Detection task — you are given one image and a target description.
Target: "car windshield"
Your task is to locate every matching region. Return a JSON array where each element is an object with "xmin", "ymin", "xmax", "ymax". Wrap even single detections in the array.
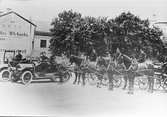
[{"xmin": 5, "ymin": 52, "xmax": 14, "ymax": 61}]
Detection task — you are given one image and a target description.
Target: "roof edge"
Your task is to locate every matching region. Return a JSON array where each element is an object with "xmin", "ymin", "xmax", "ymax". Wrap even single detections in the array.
[{"xmin": 0, "ymin": 11, "xmax": 37, "ymax": 27}]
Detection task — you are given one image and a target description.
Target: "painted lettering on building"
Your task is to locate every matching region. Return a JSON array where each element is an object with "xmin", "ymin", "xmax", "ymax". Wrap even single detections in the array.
[{"xmin": 9, "ymin": 31, "xmax": 28, "ymax": 37}]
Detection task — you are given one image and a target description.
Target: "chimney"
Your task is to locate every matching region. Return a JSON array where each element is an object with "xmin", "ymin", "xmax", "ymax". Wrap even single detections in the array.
[{"xmin": 6, "ymin": 8, "xmax": 12, "ymax": 13}]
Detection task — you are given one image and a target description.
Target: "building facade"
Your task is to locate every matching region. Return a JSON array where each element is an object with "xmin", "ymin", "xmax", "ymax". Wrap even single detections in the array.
[
  {"xmin": 0, "ymin": 11, "xmax": 36, "ymax": 62},
  {"xmin": 0, "ymin": 11, "xmax": 52, "ymax": 62},
  {"xmin": 31, "ymin": 20, "xmax": 52, "ymax": 60},
  {"xmin": 155, "ymin": 21, "xmax": 167, "ymax": 42}
]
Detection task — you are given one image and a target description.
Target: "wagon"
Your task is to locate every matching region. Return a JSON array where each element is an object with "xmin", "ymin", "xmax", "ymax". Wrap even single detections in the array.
[{"xmin": 153, "ymin": 62, "xmax": 167, "ymax": 92}]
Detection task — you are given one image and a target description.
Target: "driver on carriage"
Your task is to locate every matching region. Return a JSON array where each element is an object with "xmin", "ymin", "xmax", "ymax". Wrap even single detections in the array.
[
  {"xmin": 89, "ymin": 49, "xmax": 97, "ymax": 62},
  {"xmin": 137, "ymin": 49, "xmax": 146, "ymax": 63}
]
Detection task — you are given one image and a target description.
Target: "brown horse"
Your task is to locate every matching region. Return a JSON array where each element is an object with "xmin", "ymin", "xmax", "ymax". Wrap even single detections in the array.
[
  {"xmin": 117, "ymin": 54, "xmax": 154, "ymax": 94},
  {"xmin": 68, "ymin": 55, "xmax": 88, "ymax": 86},
  {"xmin": 97, "ymin": 56, "xmax": 127, "ymax": 90}
]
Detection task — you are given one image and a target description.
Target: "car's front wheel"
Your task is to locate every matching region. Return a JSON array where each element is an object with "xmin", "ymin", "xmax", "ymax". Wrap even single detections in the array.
[{"xmin": 21, "ymin": 71, "xmax": 33, "ymax": 85}]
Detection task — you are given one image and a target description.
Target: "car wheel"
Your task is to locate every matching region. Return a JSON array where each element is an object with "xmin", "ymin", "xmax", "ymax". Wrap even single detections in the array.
[
  {"xmin": 0, "ymin": 69, "xmax": 10, "ymax": 82},
  {"xmin": 10, "ymin": 73, "xmax": 19, "ymax": 83},
  {"xmin": 21, "ymin": 71, "xmax": 33, "ymax": 85}
]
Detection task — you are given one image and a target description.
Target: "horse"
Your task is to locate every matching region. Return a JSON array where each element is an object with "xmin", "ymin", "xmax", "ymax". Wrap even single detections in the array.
[
  {"xmin": 117, "ymin": 53, "xmax": 154, "ymax": 94},
  {"xmin": 97, "ymin": 56, "xmax": 127, "ymax": 90},
  {"xmin": 68, "ymin": 55, "xmax": 88, "ymax": 86}
]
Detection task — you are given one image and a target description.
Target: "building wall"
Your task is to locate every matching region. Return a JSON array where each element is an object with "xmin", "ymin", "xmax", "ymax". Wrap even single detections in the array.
[
  {"xmin": 31, "ymin": 35, "xmax": 51, "ymax": 60},
  {"xmin": 0, "ymin": 12, "xmax": 35, "ymax": 62}
]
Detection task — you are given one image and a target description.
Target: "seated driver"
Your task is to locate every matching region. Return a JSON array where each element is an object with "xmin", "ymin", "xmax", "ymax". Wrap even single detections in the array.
[{"xmin": 14, "ymin": 50, "xmax": 22, "ymax": 66}]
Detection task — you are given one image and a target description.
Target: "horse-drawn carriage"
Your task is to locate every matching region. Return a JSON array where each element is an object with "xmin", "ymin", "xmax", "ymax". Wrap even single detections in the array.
[
  {"xmin": 68, "ymin": 55, "xmax": 123, "ymax": 88},
  {"xmin": 153, "ymin": 62, "xmax": 167, "ymax": 92},
  {"xmin": 9, "ymin": 55, "xmax": 71, "ymax": 85}
]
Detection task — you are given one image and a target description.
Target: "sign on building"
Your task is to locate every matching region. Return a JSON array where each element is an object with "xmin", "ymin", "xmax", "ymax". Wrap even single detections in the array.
[{"xmin": 0, "ymin": 12, "xmax": 36, "ymax": 62}]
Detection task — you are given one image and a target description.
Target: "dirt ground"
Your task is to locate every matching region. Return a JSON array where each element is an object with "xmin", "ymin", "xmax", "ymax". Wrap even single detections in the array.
[{"xmin": 0, "ymin": 73, "xmax": 167, "ymax": 117}]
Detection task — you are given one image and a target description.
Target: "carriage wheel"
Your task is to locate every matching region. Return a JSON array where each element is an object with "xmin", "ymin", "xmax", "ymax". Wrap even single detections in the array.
[
  {"xmin": 102, "ymin": 74, "xmax": 109, "ymax": 86},
  {"xmin": 21, "ymin": 71, "xmax": 33, "ymax": 85},
  {"xmin": 163, "ymin": 78, "xmax": 167, "ymax": 92},
  {"xmin": 138, "ymin": 77, "xmax": 148, "ymax": 90},
  {"xmin": 0, "ymin": 69, "xmax": 10, "ymax": 82},
  {"xmin": 153, "ymin": 75, "xmax": 161, "ymax": 91},
  {"xmin": 62, "ymin": 71, "xmax": 71, "ymax": 83},
  {"xmin": 113, "ymin": 75, "xmax": 122, "ymax": 87},
  {"xmin": 88, "ymin": 73, "xmax": 98, "ymax": 85}
]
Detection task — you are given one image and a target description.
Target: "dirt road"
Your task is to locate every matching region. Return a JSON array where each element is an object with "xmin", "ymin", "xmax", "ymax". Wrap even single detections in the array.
[{"xmin": 0, "ymin": 74, "xmax": 167, "ymax": 117}]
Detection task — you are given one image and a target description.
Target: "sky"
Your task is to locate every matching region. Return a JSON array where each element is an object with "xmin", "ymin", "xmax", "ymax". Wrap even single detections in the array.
[{"xmin": 0, "ymin": 0, "xmax": 167, "ymax": 22}]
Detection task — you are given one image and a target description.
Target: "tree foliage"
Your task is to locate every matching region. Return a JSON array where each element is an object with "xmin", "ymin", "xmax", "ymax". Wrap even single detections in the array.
[{"xmin": 49, "ymin": 10, "xmax": 164, "ymax": 59}]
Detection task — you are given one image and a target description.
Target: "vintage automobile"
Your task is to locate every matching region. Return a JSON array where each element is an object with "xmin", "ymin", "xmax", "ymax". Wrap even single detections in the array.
[
  {"xmin": 9, "ymin": 57, "xmax": 71, "ymax": 85},
  {"xmin": 0, "ymin": 50, "xmax": 15, "ymax": 82}
]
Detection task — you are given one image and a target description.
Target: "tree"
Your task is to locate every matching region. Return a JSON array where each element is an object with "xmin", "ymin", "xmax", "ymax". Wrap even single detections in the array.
[
  {"xmin": 108, "ymin": 12, "xmax": 163, "ymax": 58},
  {"xmin": 49, "ymin": 10, "xmax": 164, "ymax": 60},
  {"xmin": 49, "ymin": 10, "xmax": 82, "ymax": 56},
  {"xmin": 49, "ymin": 10, "xmax": 109, "ymax": 56}
]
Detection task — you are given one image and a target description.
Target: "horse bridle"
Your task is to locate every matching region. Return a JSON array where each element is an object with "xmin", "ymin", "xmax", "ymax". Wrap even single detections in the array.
[{"xmin": 117, "ymin": 54, "xmax": 133, "ymax": 71}]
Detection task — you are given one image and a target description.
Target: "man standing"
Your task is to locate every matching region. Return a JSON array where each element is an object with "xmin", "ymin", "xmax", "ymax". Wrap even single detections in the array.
[
  {"xmin": 89, "ymin": 49, "xmax": 97, "ymax": 62},
  {"xmin": 138, "ymin": 49, "xmax": 146, "ymax": 63}
]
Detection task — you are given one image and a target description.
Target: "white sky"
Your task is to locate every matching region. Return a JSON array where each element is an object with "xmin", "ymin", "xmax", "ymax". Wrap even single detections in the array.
[{"xmin": 0, "ymin": 0, "xmax": 167, "ymax": 22}]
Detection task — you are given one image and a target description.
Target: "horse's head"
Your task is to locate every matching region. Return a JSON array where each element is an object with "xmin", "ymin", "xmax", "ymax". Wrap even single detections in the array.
[
  {"xmin": 69, "ymin": 55, "xmax": 86, "ymax": 68},
  {"xmin": 117, "ymin": 53, "xmax": 124, "ymax": 65},
  {"xmin": 117, "ymin": 54, "xmax": 133, "ymax": 71},
  {"xmin": 69, "ymin": 55, "xmax": 74, "ymax": 65}
]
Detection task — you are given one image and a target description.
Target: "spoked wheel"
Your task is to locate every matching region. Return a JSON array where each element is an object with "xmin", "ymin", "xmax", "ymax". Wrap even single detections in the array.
[
  {"xmin": 102, "ymin": 74, "xmax": 109, "ymax": 86},
  {"xmin": 113, "ymin": 75, "xmax": 122, "ymax": 87},
  {"xmin": 163, "ymin": 78, "xmax": 167, "ymax": 92},
  {"xmin": 153, "ymin": 75, "xmax": 161, "ymax": 91},
  {"xmin": 62, "ymin": 71, "xmax": 71, "ymax": 83},
  {"xmin": 21, "ymin": 71, "xmax": 33, "ymax": 85},
  {"xmin": 0, "ymin": 69, "xmax": 10, "ymax": 82},
  {"xmin": 138, "ymin": 77, "xmax": 148, "ymax": 90},
  {"xmin": 88, "ymin": 73, "xmax": 98, "ymax": 85}
]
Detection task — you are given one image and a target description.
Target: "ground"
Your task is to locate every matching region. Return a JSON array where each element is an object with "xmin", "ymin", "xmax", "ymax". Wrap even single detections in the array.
[{"xmin": 0, "ymin": 73, "xmax": 167, "ymax": 117}]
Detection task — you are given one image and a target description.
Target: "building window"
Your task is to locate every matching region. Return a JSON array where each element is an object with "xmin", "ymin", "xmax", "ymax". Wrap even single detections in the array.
[{"xmin": 40, "ymin": 40, "xmax": 47, "ymax": 48}]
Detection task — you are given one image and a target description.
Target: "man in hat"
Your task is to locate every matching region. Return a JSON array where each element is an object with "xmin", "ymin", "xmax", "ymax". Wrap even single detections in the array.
[
  {"xmin": 138, "ymin": 49, "xmax": 146, "ymax": 63},
  {"xmin": 39, "ymin": 52, "xmax": 49, "ymax": 76},
  {"xmin": 14, "ymin": 50, "xmax": 22, "ymax": 66},
  {"xmin": 89, "ymin": 49, "xmax": 97, "ymax": 62}
]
